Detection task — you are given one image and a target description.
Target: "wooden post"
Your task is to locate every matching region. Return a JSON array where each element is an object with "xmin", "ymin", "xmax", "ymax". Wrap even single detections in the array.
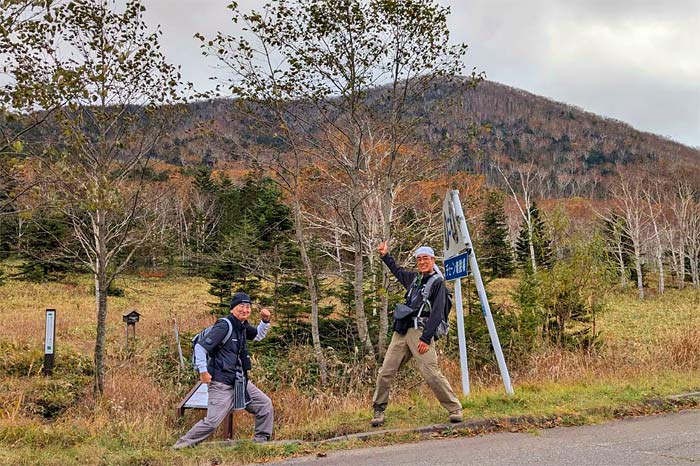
[{"xmin": 223, "ymin": 413, "xmax": 234, "ymax": 440}]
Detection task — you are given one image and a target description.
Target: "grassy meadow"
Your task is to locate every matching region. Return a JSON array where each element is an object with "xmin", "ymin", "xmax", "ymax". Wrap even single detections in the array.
[{"xmin": 0, "ymin": 273, "xmax": 699, "ymax": 466}]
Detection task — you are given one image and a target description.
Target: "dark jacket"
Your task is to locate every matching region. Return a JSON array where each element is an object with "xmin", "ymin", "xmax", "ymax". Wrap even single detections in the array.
[
  {"xmin": 381, "ymin": 253, "xmax": 447, "ymax": 344},
  {"xmin": 199, "ymin": 315, "xmax": 257, "ymax": 386}
]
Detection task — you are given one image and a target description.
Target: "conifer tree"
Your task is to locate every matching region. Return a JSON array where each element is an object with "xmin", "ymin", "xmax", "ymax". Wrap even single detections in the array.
[
  {"xmin": 481, "ymin": 191, "xmax": 515, "ymax": 278},
  {"xmin": 204, "ymin": 174, "xmax": 299, "ymax": 316},
  {"xmin": 515, "ymin": 202, "xmax": 552, "ymax": 269}
]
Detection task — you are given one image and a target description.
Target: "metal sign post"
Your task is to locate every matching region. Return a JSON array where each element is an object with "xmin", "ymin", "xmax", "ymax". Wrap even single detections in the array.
[
  {"xmin": 43, "ymin": 309, "xmax": 56, "ymax": 376},
  {"xmin": 444, "ymin": 190, "xmax": 514, "ymax": 396},
  {"xmin": 443, "ymin": 196, "xmax": 471, "ymax": 395}
]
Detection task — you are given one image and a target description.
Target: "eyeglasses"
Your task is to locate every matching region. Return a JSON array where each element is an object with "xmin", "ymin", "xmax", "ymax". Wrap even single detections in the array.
[{"xmin": 416, "ymin": 256, "xmax": 433, "ymax": 263}]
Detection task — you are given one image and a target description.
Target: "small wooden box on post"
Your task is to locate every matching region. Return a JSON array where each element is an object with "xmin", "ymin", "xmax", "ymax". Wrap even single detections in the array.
[{"xmin": 122, "ymin": 310, "xmax": 141, "ymax": 345}]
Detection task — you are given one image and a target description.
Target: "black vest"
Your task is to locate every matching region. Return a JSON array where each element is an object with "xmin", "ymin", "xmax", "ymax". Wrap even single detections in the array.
[
  {"xmin": 208, "ymin": 316, "xmax": 254, "ymax": 386},
  {"xmin": 393, "ymin": 273, "xmax": 434, "ymax": 334}
]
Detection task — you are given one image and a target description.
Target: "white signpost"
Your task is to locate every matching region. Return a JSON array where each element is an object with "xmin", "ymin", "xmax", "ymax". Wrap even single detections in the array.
[
  {"xmin": 443, "ymin": 190, "xmax": 514, "ymax": 396},
  {"xmin": 43, "ymin": 309, "xmax": 56, "ymax": 376}
]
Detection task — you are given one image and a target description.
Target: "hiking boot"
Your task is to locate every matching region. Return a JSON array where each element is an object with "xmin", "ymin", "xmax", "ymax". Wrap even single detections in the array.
[
  {"xmin": 448, "ymin": 409, "xmax": 463, "ymax": 423},
  {"xmin": 370, "ymin": 410, "xmax": 385, "ymax": 427},
  {"xmin": 171, "ymin": 440, "xmax": 190, "ymax": 450}
]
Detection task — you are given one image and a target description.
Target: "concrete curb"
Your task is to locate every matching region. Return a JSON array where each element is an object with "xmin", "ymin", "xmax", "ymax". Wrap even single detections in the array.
[
  {"xmin": 321, "ymin": 391, "xmax": 700, "ymax": 444},
  {"xmin": 208, "ymin": 392, "xmax": 700, "ymax": 448},
  {"xmin": 667, "ymin": 391, "xmax": 700, "ymax": 400},
  {"xmin": 321, "ymin": 416, "xmax": 534, "ymax": 443}
]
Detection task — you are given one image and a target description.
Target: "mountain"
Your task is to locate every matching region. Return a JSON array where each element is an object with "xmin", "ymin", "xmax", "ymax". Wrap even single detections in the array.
[{"xmin": 114, "ymin": 79, "xmax": 700, "ymax": 198}]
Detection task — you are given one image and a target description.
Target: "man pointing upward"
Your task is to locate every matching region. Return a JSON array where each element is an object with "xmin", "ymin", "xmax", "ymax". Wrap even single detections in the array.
[{"xmin": 370, "ymin": 240, "xmax": 462, "ymax": 427}]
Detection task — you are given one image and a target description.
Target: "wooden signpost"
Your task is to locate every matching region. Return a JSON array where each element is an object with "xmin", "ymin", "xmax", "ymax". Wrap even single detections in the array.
[{"xmin": 176, "ymin": 382, "xmax": 234, "ymax": 439}]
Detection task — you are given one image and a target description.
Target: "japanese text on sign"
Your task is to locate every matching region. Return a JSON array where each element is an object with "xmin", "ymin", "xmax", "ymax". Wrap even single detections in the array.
[{"xmin": 444, "ymin": 252, "xmax": 469, "ymax": 281}]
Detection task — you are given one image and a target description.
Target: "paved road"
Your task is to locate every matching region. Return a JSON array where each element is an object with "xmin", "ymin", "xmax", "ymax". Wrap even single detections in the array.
[{"xmin": 267, "ymin": 410, "xmax": 700, "ymax": 466}]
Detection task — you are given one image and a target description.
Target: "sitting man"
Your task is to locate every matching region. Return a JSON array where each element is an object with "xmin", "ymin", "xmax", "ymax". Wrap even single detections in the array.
[{"xmin": 173, "ymin": 292, "xmax": 273, "ymax": 447}]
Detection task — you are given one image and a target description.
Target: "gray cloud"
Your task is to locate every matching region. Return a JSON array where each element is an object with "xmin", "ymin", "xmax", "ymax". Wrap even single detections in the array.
[
  {"xmin": 143, "ymin": 0, "xmax": 700, "ymax": 147},
  {"xmin": 445, "ymin": 0, "xmax": 700, "ymax": 146}
]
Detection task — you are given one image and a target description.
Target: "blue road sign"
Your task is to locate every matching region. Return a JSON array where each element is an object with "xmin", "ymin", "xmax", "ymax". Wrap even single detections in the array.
[{"xmin": 444, "ymin": 252, "xmax": 469, "ymax": 281}]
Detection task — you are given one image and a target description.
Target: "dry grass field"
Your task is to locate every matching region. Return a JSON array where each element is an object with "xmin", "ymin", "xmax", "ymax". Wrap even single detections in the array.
[{"xmin": 1, "ymin": 273, "xmax": 699, "ymax": 465}]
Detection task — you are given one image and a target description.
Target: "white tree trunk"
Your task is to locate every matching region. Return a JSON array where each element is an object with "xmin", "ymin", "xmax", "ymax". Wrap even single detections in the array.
[
  {"xmin": 646, "ymin": 191, "xmax": 664, "ymax": 294},
  {"xmin": 350, "ymin": 189, "xmax": 375, "ymax": 358},
  {"xmin": 292, "ymin": 200, "xmax": 328, "ymax": 384},
  {"xmin": 633, "ymin": 242, "xmax": 644, "ymax": 299},
  {"xmin": 93, "ymin": 209, "xmax": 108, "ymax": 395}
]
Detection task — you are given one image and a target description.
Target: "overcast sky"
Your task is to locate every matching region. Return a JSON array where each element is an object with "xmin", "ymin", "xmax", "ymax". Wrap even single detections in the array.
[{"xmin": 143, "ymin": 0, "xmax": 700, "ymax": 148}]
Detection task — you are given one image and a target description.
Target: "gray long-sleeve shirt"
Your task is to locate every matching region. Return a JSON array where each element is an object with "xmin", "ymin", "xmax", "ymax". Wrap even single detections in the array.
[{"xmin": 194, "ymin": 319, "xmax": 271, "ymax": 373}]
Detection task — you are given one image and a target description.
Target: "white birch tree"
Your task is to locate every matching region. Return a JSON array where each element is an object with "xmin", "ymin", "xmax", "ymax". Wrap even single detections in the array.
[{"xmin": 3, "ymin": 0, "xmax": 181, "ymax": 393}]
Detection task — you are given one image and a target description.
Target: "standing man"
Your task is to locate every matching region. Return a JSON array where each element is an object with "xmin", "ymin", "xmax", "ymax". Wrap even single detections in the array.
[
  {"xmin": 173, "ymin": 292, "xmax": 273, "ymax": 448},
  {"xmin": 371, "ymin": 241, "xmax": 462, "ymax": 427}
]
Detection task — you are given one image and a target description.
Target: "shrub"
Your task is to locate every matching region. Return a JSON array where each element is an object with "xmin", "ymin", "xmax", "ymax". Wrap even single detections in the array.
[
  {"xmin": 0, "ymin": 340, "xmax": 93, "ymax": 419},
  {"xmin": 0, "ymin": 340, "xmax": 44, "ymax": 377},
  {"xmin": 455, "ymin": 300, "xmax": 540, "ymax": 370},
  {"xmin": 23, "ymin": 378, "xmax": 89, "ymax": 419},
  {"xmin": 147, "ymin": 335, "xmax": 196, "ymax": 389},
  {"xmin": 513, "ymin": 232, "xmax": 615, "ymax": 350}
]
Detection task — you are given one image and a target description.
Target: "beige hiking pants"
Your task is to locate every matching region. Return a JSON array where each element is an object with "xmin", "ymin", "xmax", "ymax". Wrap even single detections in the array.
[{"xmin": 372, "ymin": 328, "xmax": 461, "ymax": 413}]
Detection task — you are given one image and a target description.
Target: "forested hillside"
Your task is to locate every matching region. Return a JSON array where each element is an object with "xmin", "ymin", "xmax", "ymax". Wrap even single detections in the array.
[{"xmin": 154, "ymin": 79, "xmax": 699, "ymax": 199}]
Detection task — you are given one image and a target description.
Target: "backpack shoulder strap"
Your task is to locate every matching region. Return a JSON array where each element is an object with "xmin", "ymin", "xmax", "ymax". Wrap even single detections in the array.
[
  {"xmin": 218, "ymin": 317, "xmax": 234, "ymax": 347},
  {"xmin": 417, "ymin": 273, "xmax": 443, "ymax": 317},
  {"xmin": 421, "ymin": 273, "xmax": 443, "ymax": 301}
]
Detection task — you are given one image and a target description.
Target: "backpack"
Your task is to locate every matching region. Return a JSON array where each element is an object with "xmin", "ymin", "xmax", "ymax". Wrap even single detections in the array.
[
  {"xmin": 414, "ymin": 273, "xmax": 452, "ymax": 339},
  {"xmin": 190, "ymin": 317, "xmax": 234, "ymax": 370}
]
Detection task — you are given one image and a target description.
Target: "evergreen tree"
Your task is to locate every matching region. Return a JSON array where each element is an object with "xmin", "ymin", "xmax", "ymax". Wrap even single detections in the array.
[
  {"xmin": 16, "ymin": 210, "xmax": 79, "ymax": 281},
  {"xmin": 193, "ymin": 165, "xmax": 218, "ymax": 194},
  {"xmin": 203, "ymin": 173, "xmax": 300, "ymax": 316},
  {"xmin": 512, "ymin": 262, "xmax": 541, "ymax": 325},
  {"xmin": 480, "ymin": 191, "xmax": 515, "ymax": 278},
  {"xmin": 0, "ymin": 211, "xmax": 15, "ymax": 260},
  {"xmin": 515, "ymin": 202, "xmax": 553, "ymax": 269}
]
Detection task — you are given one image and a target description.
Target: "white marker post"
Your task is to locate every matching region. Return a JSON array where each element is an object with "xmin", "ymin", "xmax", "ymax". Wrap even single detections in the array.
[
  {"xmin": 43, "ymin": 309, "xmax": 56, "ymax": 376},
  {"xmin": 445, "ymin": 190, "xmax": 514, "ymax": 396}
]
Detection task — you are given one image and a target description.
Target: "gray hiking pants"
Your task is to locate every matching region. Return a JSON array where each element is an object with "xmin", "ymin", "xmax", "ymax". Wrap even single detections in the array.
[
  {"xmin": 373, "ymin": 328, "xmax": 461, "ymax": 413},
  {"xmin": 174, "ymin": 380, "xmax": 273, "ymax": 447}
]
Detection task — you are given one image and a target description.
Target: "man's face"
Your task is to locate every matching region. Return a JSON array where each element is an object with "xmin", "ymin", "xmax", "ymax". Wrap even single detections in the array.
[
  {"xmin": 416, "ymin": 254, "xmax": 435, "ymax": 274},
  {"xmin": 231, "ymin": 302, "xmax": 252, "ymax": 321}
]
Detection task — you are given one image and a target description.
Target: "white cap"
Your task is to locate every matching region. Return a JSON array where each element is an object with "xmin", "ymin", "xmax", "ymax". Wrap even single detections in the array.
[{"xmin": 414, "ymin": 246, "xmax": 435, "ymax": 258}]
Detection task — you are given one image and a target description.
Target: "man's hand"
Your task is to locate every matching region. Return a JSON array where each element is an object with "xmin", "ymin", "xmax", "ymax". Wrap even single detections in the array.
[
  {"xmin": 377, "ymin": 240, "xmax": 388, "ymax": 256},
  {"xmin": 260, "ymin": 308, "xmax": 271, "ymax": 323},
  {"xmin": 200, "ymin": 371, "xmax": 212, "ymax": 384},
  {"xmin": 417, "ymin": 341, "xmax": 430, "ymax": 355}
]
